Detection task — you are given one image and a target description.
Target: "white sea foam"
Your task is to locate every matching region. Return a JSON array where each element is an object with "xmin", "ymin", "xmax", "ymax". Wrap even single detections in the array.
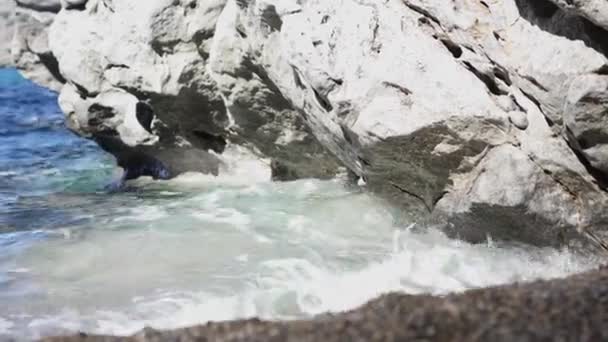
[
  {"xmin": 0, "ymin": 317, "xmax": 14, "ymax": 335},
  {"xmin": 0, "ymin": 178, "xmax": 604, "ymax": 340}
]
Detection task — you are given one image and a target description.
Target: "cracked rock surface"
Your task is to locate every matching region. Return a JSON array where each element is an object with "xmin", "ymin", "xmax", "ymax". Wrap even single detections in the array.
[{"xmin": 2, "ymin": 0, "xmax": 608, "ymax": 248}]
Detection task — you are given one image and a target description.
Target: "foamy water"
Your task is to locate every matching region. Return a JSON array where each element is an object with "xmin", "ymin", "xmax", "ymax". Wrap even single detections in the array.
[{"xmin": 0, "ymin": 171, "xmax": 602, "ymax": 340}]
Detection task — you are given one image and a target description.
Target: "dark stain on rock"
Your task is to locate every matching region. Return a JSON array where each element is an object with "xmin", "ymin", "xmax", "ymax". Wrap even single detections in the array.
[{"xmin": 262, "ymin": 5, "xmax": 282, "ymax": 32}]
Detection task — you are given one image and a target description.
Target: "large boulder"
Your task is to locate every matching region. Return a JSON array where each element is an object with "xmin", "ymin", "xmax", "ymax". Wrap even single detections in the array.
[
  {"xmin": 46, "ymin": 0, "xmax": 342, "ymax": 181},
  {"xmin": 210, "ymin": 0, "xmax": 608, "ymax": 247},
  {"xmin": 15, "ymin": 0, "xmax": 608, "ymax": 248}
]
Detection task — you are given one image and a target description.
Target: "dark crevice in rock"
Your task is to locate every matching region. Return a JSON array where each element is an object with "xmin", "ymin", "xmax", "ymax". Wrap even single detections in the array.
[
  {"xmin": 146, "ymin": 87, "xmax": 228, "ymax": 147},
  {"xmin": 329, "ymin": 77, "xmax": 343, "ymax": 86},
  {"xmin": 462, "ymin": 45, "xmax": 476, "ymax": 53},
  {"xmin": 382, "ymin": 81, "xmax": 412, "ymax": 95},
  {"xmin": 492, "ymin": 66, "xmax": 512, "ymax": 86},
  {"xmin": 526, "ymin": 153, "xmax": 578, "ymax": 199},
  {"xmin": 242, "ymin": 59, "xmax": 291, "ymax": 110},
  {"xmin": 595, "ymin": 65, "xmax": 608, "ymax": 75},
  {"xmin": 432, "ymin": 190, "xmax": 448, "ymax": 208},
  {"xmin": 479, "ymin": 1, "xmax": 490, "ymax": 10},
  {"xmin": 87, "ymin": 104, "xmax": 115, "ymax": 128},
  {"xmin": 565, "ymin": 128, "xmax": 608, "ymax": 190},
  {"xmin": 235, "ymin": 0, "xmax": 248, "ymax": 9},
  {"xmin": 101, "ymin": 0, "xmax": 114, "ymax": 12},
  {"xmin": 510, "ymin": 95, "xmax": 527, "ymax": 112},
  {"xmin": 15, "ymin": 1, "xmax": 61, "ymax": 13},
  {"xmin": 72, "ymin": 81, "xmax": 91, "ymax": 99},
  {"xmin": 65, "ymin": 1, "xmax": 87, "ymax": 11},
  {"xmin": 438, "ymin": 37, "xmax": 463, "ymax": 58},
  {"xmin": 37, "ymin": 52, "xmax": 66, "ymax": 84},
  {"xmin": 358, "ymin": 156, "xmax": 371, "ymax": 167},
  {"xmin": 94, "ymin": 134, "xmax": 172, "ymax": 181},
  {"xmin": 192, "ymin": 129, "xmax": 227, "ymax": 154},
  {"xmin": 282, "ymin": 9, "xmax": 302, "ymax": 16},
  {"xmin": 402, "ymin": 0, "xmax": 441, "ymax": 25},
  {"xmin": 516, "ymin": 0, "xmax": 608, "ymax": 57},
  {"xmin": 520, "ymin": 88, "xmax": 541, "ymax": 107},
  {"xmin": 521, "ymin": 74, "xmax": 549, "ymax": 92},
  {"xmin": 519, "ymin": 88, "xmax": 556, "ymax": 126},
  {"xmin": 151, "ymin": 39, "xmax": 181, "ymax": 56},
  {"xmin": 524, "ymin": 0, "xmax": 559, "ymax": 18},
  {"xmin": 106, "ymin": 63, "xmax": 130, "ymax": 70},
  {"xmin": 136, "ymin": 102, "xmax": 154, "ymax": 133},
  {"xmin": 462, "ymin": 61, "xmax": 509, "ymax": 96},
  {"xmin": 340, "ymin": 126, "xmax": 353, "ymax": 145},
  {"xmin": 577, "ymin": 128, "xmax": 608, "ymax": 150},
  {"xmin": 192, "ymin": 29, "xmax": 214, "ymax": 47},
  {"xmin": 582, "ymin": 19, "xmax": 608, "ymax": 56},
  {"xmin": 88, "ymin": 104, "xmax": 115, "ymax": 119},
  {"xmin": 292, "ymin": 67, "xmax": 305, "ymax": 89},
  {"xmin": 312, "ymin": 87, "xmax": 333, "ymax": 112},
  {"xmin": 236, "ymin": 27, "xmax": 248, "ymax": 38},
  {"xmin": 390, "ymin": 181, "xmax": 432, "ymax": 213},
  {"xmin": 371, "ymin": 19, "xmax": 382, "ymax": 53}
]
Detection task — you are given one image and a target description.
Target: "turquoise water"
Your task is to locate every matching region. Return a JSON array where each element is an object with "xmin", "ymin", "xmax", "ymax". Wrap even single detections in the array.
[{"xmin": 0, "ymin": 69, "xmax": 603, "ymax": 340}]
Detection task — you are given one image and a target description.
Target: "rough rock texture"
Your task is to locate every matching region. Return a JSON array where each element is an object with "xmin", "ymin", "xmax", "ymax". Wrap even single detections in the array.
[
  {"xmin": 0, "ymin": 0, "xmax": 15, "ymax": 66},
  {"xmin": 208, "ymin": 0, "xmax": 608, "ymax": 248},
  {"xmin": 48, "ymin": 0, "xmax": 342, "ymax": 182},
  {"xmin": 42, "ymin": 265, "xmax": 608, "ymax": 342},
  {"xmin": 7, "ymin": 0, "xmax": 608, "ymax": 248},
  {"xmin": 10, "ymin": 0, "xmax": 64, "ymax": 91}
]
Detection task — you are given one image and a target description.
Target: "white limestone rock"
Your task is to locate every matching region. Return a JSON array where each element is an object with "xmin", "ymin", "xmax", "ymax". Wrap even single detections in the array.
[
  {"xmin": 0, "ymin": 0, "xmax": 15, "ymax": 67},
  {"xmin": 11, "ymin": 0, "xmax": 64, "ymax": 90},
  {"xmin": 212, "ymin": 0, "xmax": 608, "ymax": 247},
  {"xmin": 16, "ymin": 0, "xmax": 608, "ymax": 248}
]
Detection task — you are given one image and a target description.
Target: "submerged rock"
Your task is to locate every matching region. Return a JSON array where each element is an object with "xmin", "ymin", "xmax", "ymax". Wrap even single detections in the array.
[
  {"xmin": 3, "ymin": 0, "xmax": 608, "ymax": 247},
  {"xmin": 43, "ymin": 265, "xmax": 608, "ymax": 342}
]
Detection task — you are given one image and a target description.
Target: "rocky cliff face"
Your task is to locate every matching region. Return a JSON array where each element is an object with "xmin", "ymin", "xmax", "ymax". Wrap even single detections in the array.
[{"xmin": 4, "ymin": 0, "xmax": 608, "ymax": 249}]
